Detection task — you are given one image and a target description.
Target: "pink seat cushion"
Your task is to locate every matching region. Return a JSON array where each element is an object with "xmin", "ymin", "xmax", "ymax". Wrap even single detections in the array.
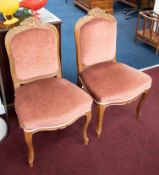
[
  {"xmin": 80, "ymin": 62, "xmax": 152, "ymax": 104},
  {"xmin": 15, "ymin": 78, "xmax": 93, "ymax": 131}
]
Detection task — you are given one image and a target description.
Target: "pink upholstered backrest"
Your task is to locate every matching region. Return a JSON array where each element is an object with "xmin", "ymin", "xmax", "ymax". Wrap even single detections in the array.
[
  {"xmin": 8, "ymin": 27, "xmax": 60, "ymax": 83},
  {"xmin": 75, "ymin": 14, "xmax": 117, "ymax": 70}
]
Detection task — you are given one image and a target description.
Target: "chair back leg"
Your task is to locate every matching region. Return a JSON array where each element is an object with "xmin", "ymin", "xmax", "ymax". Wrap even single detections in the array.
[{"xmin": 96, "ymin": 104, "xmax": 106, "ymax": 137}]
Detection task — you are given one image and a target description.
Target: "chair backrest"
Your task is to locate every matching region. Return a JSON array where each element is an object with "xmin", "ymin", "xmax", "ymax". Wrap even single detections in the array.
[
  {"xmin": 5, "ymin": 17, "xmax": 61, "ymax": 89},
  {"xmin": 75, "ymin": 8, "xmax": 117, "ymax": 73}
]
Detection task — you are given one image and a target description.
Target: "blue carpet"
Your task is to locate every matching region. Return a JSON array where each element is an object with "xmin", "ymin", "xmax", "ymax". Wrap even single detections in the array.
[{"xmin": 45, "ymin": 0, "xmax": 159, "ymax": 83}]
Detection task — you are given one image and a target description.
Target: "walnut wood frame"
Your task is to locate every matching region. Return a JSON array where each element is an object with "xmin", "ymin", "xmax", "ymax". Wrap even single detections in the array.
[
  {"xmin": 75, "ymin": 8, "xmax": 117, "ymax": 75},
  {"xmin": 5, "ymin": 17, "xmax": 92, "ymax": 167},
  {"xmin": 24, "ymin": 111, "xmax": 91, "ymax": 167},
  {"xmin": 5, "ymin": 17, "xmax": 62, "ymax": 90},
  {"xmin": 75, "ymin": 8, "xmax": 151, "ymax": 137}
]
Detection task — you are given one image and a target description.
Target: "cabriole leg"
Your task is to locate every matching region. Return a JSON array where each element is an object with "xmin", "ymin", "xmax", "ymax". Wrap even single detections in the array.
[
  {"xmin": 83, "ymin": 111, "xmax": 92, "ymax": 145},
  {"xmin": 24, "ymin": 131, "xmax": 34, "ymax": 167},
  {"xmin": 136, "ymin": 90, "xmax": 149, "ymax": 120}
]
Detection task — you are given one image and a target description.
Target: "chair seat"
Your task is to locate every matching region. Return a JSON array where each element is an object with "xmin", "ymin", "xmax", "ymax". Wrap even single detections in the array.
[
  {"xmin": 15, "ymin": 78, "xmax": 93, "ymax": 132},
  {"xmin": 80, "ymin": 62, "xmax": 152, "ymax": 105}
]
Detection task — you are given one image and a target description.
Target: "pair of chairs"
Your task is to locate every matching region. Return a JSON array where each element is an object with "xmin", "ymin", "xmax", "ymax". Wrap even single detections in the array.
[{"xmin": 5, "ymin": 8, "xmax": 152, "ymax": 167}]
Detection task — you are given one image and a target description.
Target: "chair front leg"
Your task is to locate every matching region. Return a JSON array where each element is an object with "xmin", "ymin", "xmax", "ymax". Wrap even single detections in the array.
[
  {"xmin": 24, "ymin": 131, "xmax": 34, "ymax": 167},
  {"xmin": 136, "ymin": 90, "xmax": 149, "ymax": 120},
  {"xmin": 83, "ymin": 111, "xmax": 92, "ymax": 145},
  {"xmin": 96, "ymin": 104, "xmax": 106, "ymax": 137}
]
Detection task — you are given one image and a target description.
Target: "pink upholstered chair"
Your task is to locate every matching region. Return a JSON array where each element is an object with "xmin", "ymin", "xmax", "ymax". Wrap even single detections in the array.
[
  {"xmin": 75, "ymin": 8, "xmax": 152, "ymax": 137},
  {"xmin": 5, "ymin": 17, "xmax": 92, "ymax": 167}
]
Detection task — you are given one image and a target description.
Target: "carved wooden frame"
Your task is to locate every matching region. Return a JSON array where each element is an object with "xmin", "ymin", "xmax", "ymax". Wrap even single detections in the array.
[
  {"xmin": 75, "ymin": 8, "xmax": 151, "ymax": 137},
  {"xmin": 5, "ymin": 17, "xmax": 62, "ymax": 90},
  {"xmin": 23, "ymin": 111, "xmax": 91, "ymax": 167},
  {"xmin": 74, "ymin": 8, "xmax": 117, "ymax": 75},
  {"xmin": 5, "ymin": 17, "xmax": 92, "ymax": 167}
]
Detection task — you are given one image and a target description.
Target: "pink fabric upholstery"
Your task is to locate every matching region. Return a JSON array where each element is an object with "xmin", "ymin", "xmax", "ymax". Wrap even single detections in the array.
[
  {"xmin": 80, "ymin": 62, "xmax": 152, "ymax": 104},
  {"xmin": 15, "ymin": 78, "xmax": 92, "ymax": 131},
  {"xmin": 79, "ymin": 18, "xmax": 116, "ymax": 66},
  {"xmin": 10, "ymin": 28, "xmax": 59, "ymax": 81}
]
